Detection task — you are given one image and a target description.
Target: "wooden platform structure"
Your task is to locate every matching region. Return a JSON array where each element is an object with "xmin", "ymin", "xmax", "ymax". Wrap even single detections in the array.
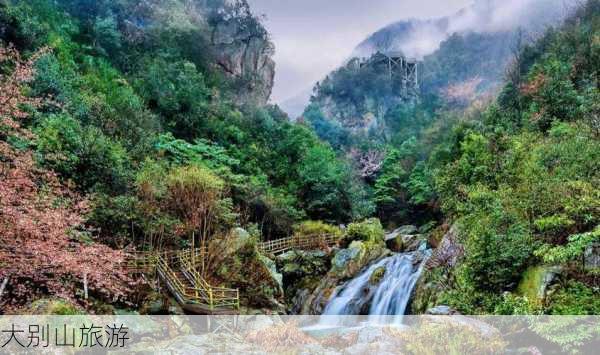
[
  {"xmin": 127, "ymin": 233, "xmax": 341, "ymax": 314},
  {"xmin": 356, "ymin": 50, "xmax": 419, "ymax": 94}
]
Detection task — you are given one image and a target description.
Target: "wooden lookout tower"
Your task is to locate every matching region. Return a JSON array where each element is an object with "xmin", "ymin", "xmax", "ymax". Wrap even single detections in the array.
[{"xmin": 357, "ymin": 51, "xmax": 419, "ymax": 95}]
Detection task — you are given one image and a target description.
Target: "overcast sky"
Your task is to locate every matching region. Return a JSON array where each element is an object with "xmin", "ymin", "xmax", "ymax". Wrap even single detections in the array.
[{"xmin": 248, "ymin": 0, "xmax": 473, "ymax": 103}]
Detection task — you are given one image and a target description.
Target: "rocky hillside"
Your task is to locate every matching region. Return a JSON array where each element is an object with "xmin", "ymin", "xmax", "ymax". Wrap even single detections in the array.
[
  {"xmin": 58, "ymin": 0, "xmax": 276, "ymax": 106},
  {"xmin": 205, "ymin": 0, "xmax": 275, "ymax": 105},
  {"xmin": 302, "ymin": 0, "xmax": 577, "ymax": 151},
  {"xmin": 0, "ymin": 0, "xmax": 372, "ymax": 312}
]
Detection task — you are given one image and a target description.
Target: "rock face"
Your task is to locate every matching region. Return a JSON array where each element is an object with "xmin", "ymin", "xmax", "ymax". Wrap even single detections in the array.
[
  {"xmin": 584, "ymin": 242, "xmax": 600, "ymax": 271},
  {"xmin": 426, "ymin": 224, "xmax": 464, "ymax": 269},
  {"xmin": 119, "ymin": 0, "xmax": 275, "ymax": 106},
  {"xmin": 410, "ymin": 224, "xmax": 464, "ymax": 314},
  {"xmin": 211, "ymin": 18, "xmax": 275, "ymax": 105},
  {"xmin": 276, "ymin": 250, "xmax": 332, "ymax": 313},
  {"xmin": 211, "ymin": 228, "xmax": 284, "ymax": 311}
]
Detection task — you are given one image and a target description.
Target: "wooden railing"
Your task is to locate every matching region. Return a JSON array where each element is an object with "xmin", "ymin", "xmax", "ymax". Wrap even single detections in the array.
[
  {"xmin": 178, "ymin": 250, "xmax": 239, "ymax": 310},
  {"xmin": 127, "ymin": 233, "xmax": 339, "ymax": 310},
  {"xmin": 156, "ymin": 255, "xmax": 190, "ymax": 303},
  {"xmin": 259, "ymin": 234, "xmax": 342, "ymax": 255},
  {"xmin": 128, "ymin": 249, "xmax": 239, "ymax": 311}
]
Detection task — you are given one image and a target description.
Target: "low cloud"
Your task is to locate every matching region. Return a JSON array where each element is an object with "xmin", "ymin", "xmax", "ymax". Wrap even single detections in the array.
[{"xmin": 357, "ymin": 0, "xmax": 577, "ymax": 60}]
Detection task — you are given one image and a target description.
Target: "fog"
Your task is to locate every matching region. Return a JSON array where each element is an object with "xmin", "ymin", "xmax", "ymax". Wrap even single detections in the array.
[
  {"xmin": 248, "ymin": 0, "xmax": 576, "ymax": 105},
  {"xmin": 356, "ymin": 0, "xmax": 577, "ymax": 60}
]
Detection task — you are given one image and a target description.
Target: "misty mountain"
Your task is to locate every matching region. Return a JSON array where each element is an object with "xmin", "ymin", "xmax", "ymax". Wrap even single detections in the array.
[
  {"xmin": 282, "ymin": 0, "xmax": 575, "ymax": 120},
  {"xmin": 299, "ymin": 0, "xmax": 577, "ymax": 148},
  {"xmin": 354, "ymin": 0, "xmax": 576, "ymax": 60}
]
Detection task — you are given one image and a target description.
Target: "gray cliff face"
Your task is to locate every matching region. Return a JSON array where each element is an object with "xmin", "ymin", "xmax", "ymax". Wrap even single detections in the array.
[
  {"xmin": 121, "ymin": 0, "xmax": 275, "ymax": 106},
  {"xmin": 211, "ymin": 17, "xmax": 275, "ymax": 106}
]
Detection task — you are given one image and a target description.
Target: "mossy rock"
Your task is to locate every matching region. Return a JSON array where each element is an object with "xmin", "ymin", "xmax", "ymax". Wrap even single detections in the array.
[
  {"xmin": 346, "ymin": 218, "xmax": 385, "ymax": 245},
  {"xmin": 369, "ymin": 266, "xmax": 386, "ymax": 285},
  {"xmin": 331, "ymin": 240, "xmax": 387, "ymax": 280},
  {"xmin": 409, "ymin": 267, "xmax": 449, "ymax": 314},
  {"xmin": 213, "ymin": 229, "xmax": 284, "ymax": 309},
  {"xmin": 385, "ymin": 234, "xmax": 404, "ymax": 252},
  {"xmin": 517, "ymin": 265, "xmax": 562, "ymax": 302},
  {"xmin": 25, "ymin": 298, "xmax": 84, "ymax": 315}
]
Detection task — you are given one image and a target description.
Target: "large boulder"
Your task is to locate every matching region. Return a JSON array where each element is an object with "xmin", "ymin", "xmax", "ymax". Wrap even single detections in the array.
[
  {"xmin": 385, "ymin": 232, "xmax": 428, "ymax": 252},
  {"xmin": 277, "ymin": 250, "xmax": 331, "ymax": 312},
  {"xmin": 330, "ymin": 241, "xmax": 387, "ymax": 280},
  {"xmin": 211, "ymin": 229, "xmax": 284, "ymax": 311}
]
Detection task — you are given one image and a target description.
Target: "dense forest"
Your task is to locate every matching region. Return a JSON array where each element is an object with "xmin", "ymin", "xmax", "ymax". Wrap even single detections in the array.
[
  {"xmin": 0, "ymin": 0, "xmax": 598, "ymax": 318},
  {"xmin": 306, "ymin": 0, "xmax": 600, "ymax": 315}
]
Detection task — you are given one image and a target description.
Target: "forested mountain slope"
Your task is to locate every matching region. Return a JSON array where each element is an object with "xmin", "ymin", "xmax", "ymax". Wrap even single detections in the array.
[
  {"xmin": 302, "ymin": 0, "xmax": 599, "ymax": 314},
  {"xmin": 408, "ymin": 0, "xmax": 600, "ymax": 314},
  {"xmin": 0, "ymin": 0, "xmax": 598, "ymax": 316},
  {"xmin": 0, "ymin": 0, "xmax": 371, "ymax": 312}
]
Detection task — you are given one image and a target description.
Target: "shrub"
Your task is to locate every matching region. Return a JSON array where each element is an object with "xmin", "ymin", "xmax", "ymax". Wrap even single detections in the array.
[
  {"xmin": 546, "ymin": 281, "xmax": 600, "ymax": 315},
  {"xmin": 294, "ymin": 221, "xmax": 343, "ymax": 238},
  {"xmin": 35, "ymin": 113, "xmax": 131, "ymax": 193},
  {"xmin": 346, "ymin": 218, "xmax": 385, "ymax": 244}
]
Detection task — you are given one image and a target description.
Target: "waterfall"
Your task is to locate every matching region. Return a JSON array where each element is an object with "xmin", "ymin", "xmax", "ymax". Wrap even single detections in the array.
[{"xmin": 322, "ymin": 248, "xmax": 430, "ymax": 324}]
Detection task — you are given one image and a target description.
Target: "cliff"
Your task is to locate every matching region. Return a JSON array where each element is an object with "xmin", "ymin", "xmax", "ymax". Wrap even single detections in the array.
[
  {"xmin": 209, "ymin": 2, "xmax": 275, "ymax": 106},
  {"xmin": 114, "ymin": 0, "xmax": 276, "ymax": 105}
]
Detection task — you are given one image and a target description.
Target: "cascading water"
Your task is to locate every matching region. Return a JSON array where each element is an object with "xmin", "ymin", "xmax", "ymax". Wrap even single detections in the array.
[{"xmin": 321, "ymin": 247, "xmax": 430, "ymax": 324}]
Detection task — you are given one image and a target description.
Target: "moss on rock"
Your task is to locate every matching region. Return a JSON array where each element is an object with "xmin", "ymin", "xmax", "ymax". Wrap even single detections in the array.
[
  {"xmin": 346, "ymin": 218, "xmax": 385, "ymax": 245},
  {"xmin": 517, "ymin": 266, "xmax": 561, "ymax": 303},
  {"xmin": 369, "ymin": 266, "xmax": 386, "ymax": 285}
]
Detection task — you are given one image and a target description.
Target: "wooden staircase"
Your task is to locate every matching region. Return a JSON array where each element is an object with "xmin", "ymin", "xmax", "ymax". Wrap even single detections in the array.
[
  {"xmin": 129, "ymin": 250, "xmax": 239, "ymax": 314},
  {"xmin": 127, "ymin": 233, "xmax": 341, "ymax": 313}
]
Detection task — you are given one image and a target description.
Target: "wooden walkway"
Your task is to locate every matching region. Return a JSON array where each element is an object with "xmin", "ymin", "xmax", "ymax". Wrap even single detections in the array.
[
  {"xmin": 258, "ymin": 233, "xmax": 341, "ymax": 255},
  {"xmin": 127, "ymin": 233, "xmax": 341, "ymax": 314},
  {"xmin": 127, "ymin": 249, "xmax": 239, "ymax": 314}
]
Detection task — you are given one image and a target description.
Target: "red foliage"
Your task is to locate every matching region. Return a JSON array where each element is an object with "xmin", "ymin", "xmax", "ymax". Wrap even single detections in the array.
[
  {"xmin": 0, "ymin": 44, "xmax": 131, "ymax": 312},
  {"xmin": 520, "ymin": 72, "xmax": 546, "ymax": 97}
]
